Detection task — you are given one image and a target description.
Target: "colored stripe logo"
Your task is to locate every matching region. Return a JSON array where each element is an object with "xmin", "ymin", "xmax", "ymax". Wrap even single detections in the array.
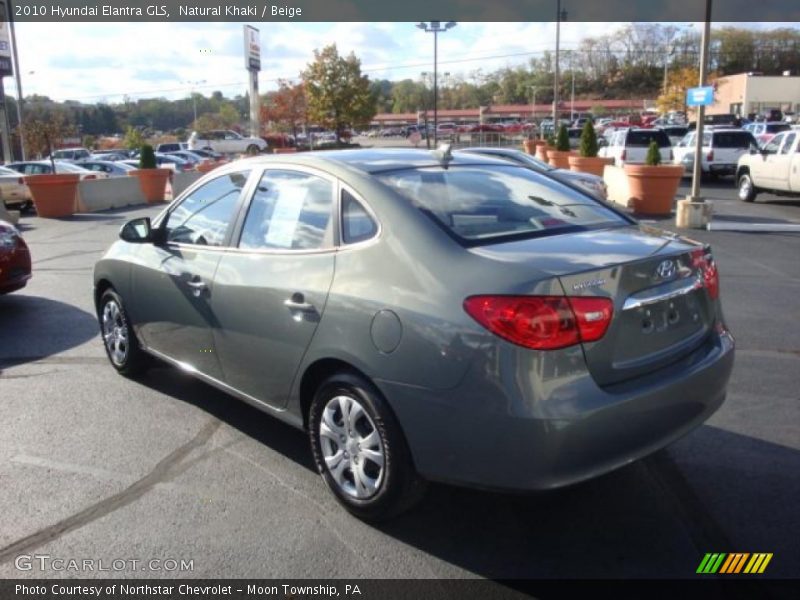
[{"xmin": 697, "ymin": 553, "xmax": 772, "ymax": 574}]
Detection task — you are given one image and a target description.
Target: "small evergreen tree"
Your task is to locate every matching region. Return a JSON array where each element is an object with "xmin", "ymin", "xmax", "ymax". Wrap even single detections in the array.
[
  {"xmin": 139, "ymin": 144, "xmax": 157, "ymax": 169},
  {"xmin": 545, "ymin": 134, "xmax": 555, "ymax": 146},
  {"xmin": 555, "ymin": 124, "xmax": 570, "ymax": 152},
  {"xmin": 579, "ymin": 120, "xmax": 599, "ymax": 158},
  {"xmin": 645, "ymin": 140, "xmax": 662, "ymax": 166}
]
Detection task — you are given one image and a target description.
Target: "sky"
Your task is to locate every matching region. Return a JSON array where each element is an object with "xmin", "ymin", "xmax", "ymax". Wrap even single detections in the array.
[{"xmin": 7, "ymin": 21, "xmax": 791, "ymax": 104}]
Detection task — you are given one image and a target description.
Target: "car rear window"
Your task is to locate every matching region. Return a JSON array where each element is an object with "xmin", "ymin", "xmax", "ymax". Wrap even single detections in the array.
[
  {"xmin": 377, "ymin": 165, "xmax": 627, "ymax": 245},
  {"xmin": 713, "ymin": 132, "xmax": 755, "ymax": 148},
  {"xmin": 626, "ymin": 130, "xmax": 671, "ymax": 147},
  {"xmin": 766, "ymin": 123, "xmax": 790, "ymax": 134}
]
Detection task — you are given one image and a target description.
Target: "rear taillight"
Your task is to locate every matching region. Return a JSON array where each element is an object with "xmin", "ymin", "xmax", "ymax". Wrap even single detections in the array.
[
  {"xmin": 706, "ymin": 150, "xmax": 714, "ymax": 161},
  {"xmin": 17, "ymin": 177, "xmax": 23, "ymax": 185},
  {"xmin": 463, "ymin": 295, "xmax": 613, "ymax": 350},
  {"xmin": 85, "ymin": 174, "xmax": 97, "ymax": 180},
  {"xmin": 691, "ymin": 248, "xmax": 719, "ymax": 299},
  {"xmin": 620, "ymin": 149, "xmax": 626, "ymax": 161}
]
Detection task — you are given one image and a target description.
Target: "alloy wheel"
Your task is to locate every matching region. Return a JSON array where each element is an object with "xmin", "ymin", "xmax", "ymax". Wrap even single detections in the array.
[{"xmin": 102, "ymin": 299, "xmax": 129, "ymax": 366}]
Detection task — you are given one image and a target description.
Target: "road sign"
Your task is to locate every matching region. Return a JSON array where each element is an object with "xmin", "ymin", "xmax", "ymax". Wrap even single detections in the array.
[{"xmin": 686, "ymin": 86, "xmax": 714, "ymax": 107}]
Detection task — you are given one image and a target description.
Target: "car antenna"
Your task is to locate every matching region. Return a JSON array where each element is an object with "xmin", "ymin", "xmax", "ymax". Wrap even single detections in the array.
[{"xmin": 431, "ymin": 142, "xmax": 453, "ymax": 167}]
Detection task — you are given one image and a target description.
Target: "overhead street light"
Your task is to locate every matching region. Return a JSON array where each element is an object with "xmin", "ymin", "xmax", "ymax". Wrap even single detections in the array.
[
  {"xmin": 553, "ymin": 1, "xmax": 567, "ymax": 128},
  {"xmin": 416, "ymin": 21, "xmax": 457, "ymax": 144},
  {"xmin": 182, "ymin": 79, "xmax": 207, "ymax": 125}
]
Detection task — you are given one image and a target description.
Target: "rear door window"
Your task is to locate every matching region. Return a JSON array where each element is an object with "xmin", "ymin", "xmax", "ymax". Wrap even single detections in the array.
[
  {"xmin": 341, "ymin": 189, "xmax": 378, "ymax": 244},
  {"xmin": 239, "ymin": 170, "xmax": 334, "ymax": 251}
]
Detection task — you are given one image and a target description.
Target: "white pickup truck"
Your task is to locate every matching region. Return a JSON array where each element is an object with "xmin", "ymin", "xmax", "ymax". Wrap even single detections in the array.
[{"xmin": 736, "ymin": 129, "xmax": 800, "ymax": 202}]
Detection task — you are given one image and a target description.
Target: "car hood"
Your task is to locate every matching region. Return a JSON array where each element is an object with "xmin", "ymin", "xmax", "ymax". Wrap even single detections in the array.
[{"xmin": 552, "ymin": 168, "xmax": 602, "ymax": 183}]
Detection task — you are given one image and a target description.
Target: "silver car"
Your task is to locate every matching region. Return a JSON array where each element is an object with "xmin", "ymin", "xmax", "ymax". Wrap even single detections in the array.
[{"xmin": 94, "ymin": 149, "xmax": 734, "ymax": 519}]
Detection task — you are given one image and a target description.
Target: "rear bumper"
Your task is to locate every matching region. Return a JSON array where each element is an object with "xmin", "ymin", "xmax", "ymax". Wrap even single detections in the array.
[{"xmin": 380, "ymin": 329, "xmax": 734, "ymax": 491}]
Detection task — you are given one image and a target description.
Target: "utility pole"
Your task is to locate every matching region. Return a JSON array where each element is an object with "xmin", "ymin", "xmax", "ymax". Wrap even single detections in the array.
[
  {"xmin": 552, "ymin": 1, "xmax": 567, "ymax": 130},
  {"xmin": 416, "ymin": 21, "xmax": 457, "ymax": 145}
]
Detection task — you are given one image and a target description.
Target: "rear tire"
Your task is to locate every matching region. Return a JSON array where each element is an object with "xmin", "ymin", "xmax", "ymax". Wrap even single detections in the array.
[
  {"xmin": 738, "ymin": 172, "xmax": 757, "ymax": 202},
  {"xmin": 246, "ymin": 144, "xmax": 260, "ymax": 155},
  {"xmin": 309, "ymin": 372, "xmax": 426, "ymax": 520},
  {"xmin": 98, "ymin": 289, "xmax": 148, "ymax": 377}
]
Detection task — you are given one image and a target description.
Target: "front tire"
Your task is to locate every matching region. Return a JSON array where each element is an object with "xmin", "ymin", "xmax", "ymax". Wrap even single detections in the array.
[
  {"xmin": 98, "ymin": 289, "xmax": 148, "ymax": 376},
  {"xmin": 309, "ymin": 372, "xmax": 426, "ymax": 520},
  {"xmin": 738, "ymin": 172, "xmax": 757, "ymax": 202}
]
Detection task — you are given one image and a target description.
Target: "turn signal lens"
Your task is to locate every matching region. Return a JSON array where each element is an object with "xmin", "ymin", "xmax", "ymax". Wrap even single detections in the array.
[
  {"xmin": 691, "ymin": 248, "xmax": 720, "ymax": 299},
  {"xmin": 464, "ymin": 295, "xmax": 613, "ymax": 350}
]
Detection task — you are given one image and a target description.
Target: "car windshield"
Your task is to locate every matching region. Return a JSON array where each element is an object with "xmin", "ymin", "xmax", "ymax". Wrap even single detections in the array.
[{"xmin": 377, "ymin": 165, "xmax": 626, "ymax": 245}]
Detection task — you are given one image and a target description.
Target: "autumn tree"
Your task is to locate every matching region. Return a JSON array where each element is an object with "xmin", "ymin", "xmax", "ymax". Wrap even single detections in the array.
[
  {"xmin": 656, "ymin": 66, "xmax": 700, "ymax": 114},
  {"xmin": 302, "ymin": 44, "xmax": 376, "ymax": 144},
  {"xmin": 22, "ymin": 112, "xmax": 75, "ymax": 162},
  {"xmin": 262, "ymin": 80, "xmax": 307, "ymax": 139}
]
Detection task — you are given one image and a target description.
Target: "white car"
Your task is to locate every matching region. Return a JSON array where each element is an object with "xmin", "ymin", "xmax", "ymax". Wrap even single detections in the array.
[
  {"xmin": 736, "ymin": 129, "xmax": 800, "ymax": 202},
  {"xmin": 6, "ymin": 160, "xmax": 109, "ymax": 181},
  {"xmin": 673, "ymin": 129, "xmax": 758, "ymax": 178},
  {"xmin": 0, "ymin": 165, "xmax": 32, "ymax": 211},
  {"xmin": 188, "ymin": 130, "xmax": 267, "ymax": 155},
  {"xmin": 599, "ymin": 128, "xmax": 673, "ymax": 166}
]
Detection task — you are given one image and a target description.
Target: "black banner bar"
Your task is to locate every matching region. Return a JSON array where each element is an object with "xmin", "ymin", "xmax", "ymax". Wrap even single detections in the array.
[{"xmin": 7, "ymin": 0, "xmax": 800, "ymax": 22}]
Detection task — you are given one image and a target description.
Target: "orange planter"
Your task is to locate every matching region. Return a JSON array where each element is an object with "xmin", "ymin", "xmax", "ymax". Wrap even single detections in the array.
[
  {"xmin": 523, "ymin": 139, "xmax": 544, "ymax": 155},
  {"xmin": 23, "ymin": 174, "xmax": 80, "ymax": 218},
  {"xmin": 535, "ymin": 144, "xmax": 554, "ymax": 162},
  {"xmin": 548, "ymin": 150, "xmax": 571, "ymax": 169},
  {"xmin": 624, "ymin": 164, "xmax": 684, "ymax": 216},
  {"xmin": 568, "ymin": 156, "xmax": 614, "ymax": 177},
  {"xmin": 129, "ymin": 168, "xmax": 172, "ymax": 204}
]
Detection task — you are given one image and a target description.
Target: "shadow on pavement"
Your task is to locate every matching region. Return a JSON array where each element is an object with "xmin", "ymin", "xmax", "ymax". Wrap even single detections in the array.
[
  {"xmin": 126, "ymin": 360, "xmax": 800, "ymax": 580},
  {"xmin": 0, "ymin": 294, "xmax": 99, "ymax": 371}
]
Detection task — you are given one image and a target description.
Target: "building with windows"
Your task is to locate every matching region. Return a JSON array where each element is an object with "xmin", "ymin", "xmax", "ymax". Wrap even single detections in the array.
[{"xmin": 709, "ymin": 72, "xmax": 800, "ymax": 118}]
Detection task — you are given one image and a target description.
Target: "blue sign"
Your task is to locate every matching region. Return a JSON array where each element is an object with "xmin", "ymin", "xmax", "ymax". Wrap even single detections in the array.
[{"xmin": 686, "ymin": 86, "xmax": 715, "ymax": 107}]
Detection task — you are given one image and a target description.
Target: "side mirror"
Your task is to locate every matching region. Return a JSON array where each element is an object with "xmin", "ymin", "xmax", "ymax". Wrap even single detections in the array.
[{"xmin": 120, "ymin": 217, "xmax": 154, "ymax": 243}]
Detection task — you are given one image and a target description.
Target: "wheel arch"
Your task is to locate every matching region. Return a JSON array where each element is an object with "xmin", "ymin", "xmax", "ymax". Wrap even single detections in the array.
[
  {"xmin": 297, "ymin": 358, "xmax": 373, "ymax": 430},
  {"xmin": 94, "ymin": 278, "xmax": 114, "ymax": 311}
]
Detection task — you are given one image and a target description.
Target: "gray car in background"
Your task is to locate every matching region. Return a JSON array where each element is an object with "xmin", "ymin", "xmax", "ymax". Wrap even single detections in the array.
[
  {"xmin": 458, "ymin": 147, "xmax": 608, "ymax": 199},
  {"xmin": 94, "ymin": 149, "xmax": 734, "ymax": 519}
]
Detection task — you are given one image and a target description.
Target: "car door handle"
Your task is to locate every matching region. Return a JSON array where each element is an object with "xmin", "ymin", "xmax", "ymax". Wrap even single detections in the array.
[{"xmin": 284, "ymin": 293, "xmax": 316, "ymax": 312}]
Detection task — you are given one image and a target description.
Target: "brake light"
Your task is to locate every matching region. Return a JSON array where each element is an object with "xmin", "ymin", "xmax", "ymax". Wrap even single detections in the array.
[
  {"xmin": 620, "ymin": 149, "xmax": 626, "ymax": 161},
  {"xmin": 706, "ymin": 150, "xmax": 714, "ymax": 161},
  {"xmin": 84, "ymin": 174, "xmax": 97, "ymax": 180},
  {"xmin": 691, "ymin": 248, "xmax": 719, "ymax": 299},
  {"xmin": 463, "ymin": 295, "xmax": 613, "ymax": 350}
]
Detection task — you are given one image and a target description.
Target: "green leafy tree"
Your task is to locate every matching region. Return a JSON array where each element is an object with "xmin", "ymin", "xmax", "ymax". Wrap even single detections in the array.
[
  {"xmin": 123, "ymin": 126, "xmax": 146, "ymax": 151},
  {"xmin": 139, "ymin": 144, "xmax": 157, "ymax": 169},
  {"xmin": 645, "ymin": 140, "xmax": 662, "ymax": 166},
  {"xmin": 579, "ymin": 121, "xmax": 599, "ymax": 158},
  {"xmin": 555, "ymin": 124, "xmax": 570, "ymax": 152},
  {"xmin": 302, "ymin": 44, "xmax": 376, "ymax": 144},
  {"xmin": 22, "ymin": 112, "xmax": 75, "ymax": 164}
]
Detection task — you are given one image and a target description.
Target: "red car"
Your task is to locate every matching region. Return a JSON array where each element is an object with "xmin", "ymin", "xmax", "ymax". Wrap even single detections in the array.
[{"xmin": 0, "ymin": 220, "xmax": 31, "ymax": 294}]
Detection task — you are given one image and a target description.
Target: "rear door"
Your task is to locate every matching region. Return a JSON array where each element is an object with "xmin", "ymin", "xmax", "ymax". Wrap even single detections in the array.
[
  {"xmin": 210, "ymin": 167, "xmax": 336, "ymax": 408},
  {"xmin": 754, "ymin": 133, "xmax": 787, "ymax": 189}
]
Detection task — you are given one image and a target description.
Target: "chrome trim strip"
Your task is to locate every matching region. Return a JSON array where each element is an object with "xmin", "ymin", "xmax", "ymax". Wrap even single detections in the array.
[
  {"xmin": 622, "ymin": 275, "xmax": 703, "ymax": 311},
  {"xmin": 141, "ymin": 346, "xmax": 299, "ymax": 423}
]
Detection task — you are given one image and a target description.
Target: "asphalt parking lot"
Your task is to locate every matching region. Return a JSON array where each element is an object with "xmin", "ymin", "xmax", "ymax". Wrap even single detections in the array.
[{"xmin": 0, "ymin": 178, "xmax": 798, "ymax": 582}]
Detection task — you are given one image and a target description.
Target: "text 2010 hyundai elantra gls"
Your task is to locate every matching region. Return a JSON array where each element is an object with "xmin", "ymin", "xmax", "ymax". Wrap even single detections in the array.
[{"xmin": 94, "ymin": 148, "xmax": 734, "ymax": 519}]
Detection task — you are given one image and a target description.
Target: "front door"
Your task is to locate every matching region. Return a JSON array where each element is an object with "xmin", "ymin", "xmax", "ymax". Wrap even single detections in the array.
[
  {"xmin": 211, "ymin": 168, "xmax": 336, "ymax": 407},
  {"xmin": 129, "ymin": 169, "xmax": 253, "ymax": 379}
]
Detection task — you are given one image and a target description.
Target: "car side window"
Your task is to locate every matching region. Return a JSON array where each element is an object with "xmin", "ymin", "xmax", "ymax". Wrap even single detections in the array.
[
  {"xmin": 780, "ymin": 133, "xmax": 796, "ymax": 155},
  {"xmin": 165, "ymin": 170, "xmax": 251, "ymax": 246},
  {"xmin": 239, "ymin": 170, "xmax": 333, "ymax": 251},
  {"xmin": 342, "ymin": 189, "xmax": 378, "ymax": 244},
  {"xmin": 763, "ymin": 134, "xmax": 783, "ymax": 154}
]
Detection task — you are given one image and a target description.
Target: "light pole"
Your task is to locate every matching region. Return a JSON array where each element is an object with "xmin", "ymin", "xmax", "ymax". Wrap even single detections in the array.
[
  {"xmin": 416, "ymin": 21, "xmax": 457, "ymax": 145},
  {"xmin": 8, "ymin": 12, "xmax": 25, "ymax": 160},
  {"xmin": 530, "ymin": 85, "xmax": 537, "ymax": 123},
  {"xmin": 182, "ymin": 79, "xmax": 206, "ymax": 125},
  {"xmin": 570, "ymin": 51, "xmax": 575, "ymax": 122},
  {"xmin": 553, "ymin": 1, "xmax": 567, "ymax": 128}
]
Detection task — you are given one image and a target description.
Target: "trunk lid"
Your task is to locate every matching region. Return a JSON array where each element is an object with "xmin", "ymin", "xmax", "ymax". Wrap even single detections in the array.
[{"xmin": 470, "ymin": 225, "xmax": 717, "ymax": 386}]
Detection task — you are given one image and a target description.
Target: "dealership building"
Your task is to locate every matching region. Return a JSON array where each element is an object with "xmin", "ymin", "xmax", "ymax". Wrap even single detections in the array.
[{"xmin": 708, "ymin": 72, "xmax": 800, "ymax": 117}]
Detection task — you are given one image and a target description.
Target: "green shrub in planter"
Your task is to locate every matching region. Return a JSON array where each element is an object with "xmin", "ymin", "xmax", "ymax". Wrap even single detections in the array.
[
  {"xmin": 555, "ymin": 124, "xmax": 570, "ymax": 152},
  {"xmin": 579, "ymin": 121, "xmax": 599, "ymax": 158},
  {"xmin": 545, "ymin": 134, "xmax": 555, "ymax": 146},
  {"xmin": 139, "ymin": 144, "xmax": 157, "ymax": 169},
  {"xmin": 645, "ymin": 140, "xmax": 662, "ymax": 166}
]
